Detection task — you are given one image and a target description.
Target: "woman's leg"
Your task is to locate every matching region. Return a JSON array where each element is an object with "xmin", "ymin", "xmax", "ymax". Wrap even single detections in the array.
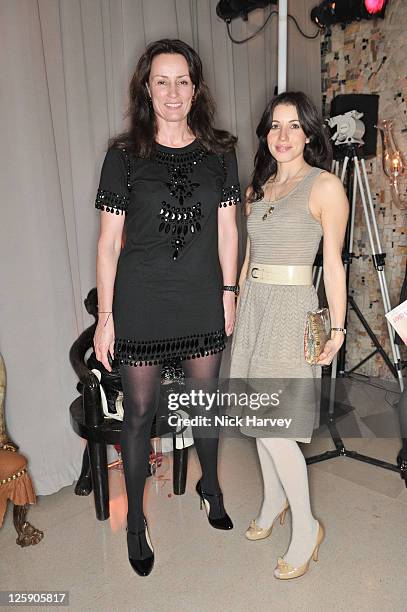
[
  {"xmin": 254, "ymin": 438, "xmax": 288, "ymax": 527},
  {"xmin": 182, "ymin": 352, "xmax": 225, "ymax": 517},
  {"xmin": 120, "ymin": 363, "xmax": 161, "ymax": 544},
  {"xmin": 259, "ymin": 437, "xmax": 319, "ymax": 566}
]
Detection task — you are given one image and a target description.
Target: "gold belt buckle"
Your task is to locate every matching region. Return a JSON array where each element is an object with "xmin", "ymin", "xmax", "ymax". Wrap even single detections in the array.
[{"xmin": 251, "ymin": 267, "xmax": 260, "ymax": 279}]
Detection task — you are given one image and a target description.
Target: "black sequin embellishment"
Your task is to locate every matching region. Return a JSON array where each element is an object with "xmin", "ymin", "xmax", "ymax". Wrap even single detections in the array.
[
  {"xmin": 95, "ymin": 147, "xmax": 131, "ymax": 215},
  {"xmin": 167, "ymin": 166, "xmax": 200, "ymax": 206},
  {"xmin": 153, "ymin": 146, "xmax": 208, "ymax": 259},
  {"xmin": 95, "ymin": 189, "xmax": 129, "ymax": 214},
  {"xmin": 157, "ymin": 201, "xmax": 204, "ymax": 260},
  {"xmin": 114, "ymin": 328, "xmax": 226, "ymax": 366},
  {"xmin": 219, "ymin": 184, "xmax": 241, "ymax": 208}
]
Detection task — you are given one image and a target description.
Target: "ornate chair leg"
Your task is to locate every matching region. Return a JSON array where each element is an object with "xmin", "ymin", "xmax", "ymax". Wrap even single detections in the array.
[
  {"xmin": 74, "ymin": 444, "xmax": 92, "ymax": 496},
  {"xmin": 13, "ymin": 504, "xmax": 44, "ymax": 547},
  {"xmin": 88, "ymin": 441, "xmax": 109, "ymax": 520},
  {"xmin": 173, "ymin": 445, "xmax": 188, "ymax": 495}
]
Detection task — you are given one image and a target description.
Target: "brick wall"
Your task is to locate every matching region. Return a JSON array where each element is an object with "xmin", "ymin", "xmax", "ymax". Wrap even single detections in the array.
[{"xmin": 321, "ymin": 0, "xmax": 407, "ymax": 378}]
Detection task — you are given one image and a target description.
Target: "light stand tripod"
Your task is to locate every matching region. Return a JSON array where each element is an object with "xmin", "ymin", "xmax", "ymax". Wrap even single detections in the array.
[
  {"xmin": 307, "ymin": 141, "xmax": 404, "ymax": 474},
  {"xmin": 334, "ymin": 145, "xmax": 403, "ymax": 389}
]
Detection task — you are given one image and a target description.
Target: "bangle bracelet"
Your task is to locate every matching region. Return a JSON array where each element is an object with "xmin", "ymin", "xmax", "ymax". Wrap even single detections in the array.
[
  {"xmin": 223, "ymin": 285, "xmax": 240, "ymax": 296},
  {"xmin": 331, "ymin": 327, "xmax": 346, "ymax": 335}
]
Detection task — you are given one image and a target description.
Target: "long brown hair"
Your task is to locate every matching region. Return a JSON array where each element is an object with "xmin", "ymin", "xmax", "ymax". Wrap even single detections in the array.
[
  {"xmin": 109, "ymin": 39, "xmax": 236, "ymax": 157},
  {"xmin": 249, "ymin": 91, "xmax": 332, "ymax": 204}
]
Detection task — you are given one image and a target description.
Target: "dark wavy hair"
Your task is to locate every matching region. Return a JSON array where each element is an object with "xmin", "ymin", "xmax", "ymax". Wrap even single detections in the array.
[
  {"xmin": 249, "ymin": 91, "xmax": 332, "ymax": 204},
  {"xmin": 109, "ymin": 39, "xmax": 236, "ymax": 157}
]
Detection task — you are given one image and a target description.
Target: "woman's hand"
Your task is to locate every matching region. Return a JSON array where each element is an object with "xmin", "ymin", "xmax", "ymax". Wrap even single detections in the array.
[
  {"xmin": 317, "ymin": 332, "xmax": 345, "ymax": 366},
  {"xmin": 93, "ymin": 314, "xmax": 115, "ymax": 372},
  {"xmin": 223, "ymin": 291, "xmax": 236, "ymax": 336}
]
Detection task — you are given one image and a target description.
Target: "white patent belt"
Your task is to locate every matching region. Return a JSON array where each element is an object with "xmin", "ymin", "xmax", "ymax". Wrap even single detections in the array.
[{"xmin": 248, "ymin": 263, "xmax": 313, "ymax": 286}]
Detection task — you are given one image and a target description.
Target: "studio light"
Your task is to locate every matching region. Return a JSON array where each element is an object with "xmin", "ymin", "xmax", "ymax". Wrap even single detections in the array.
[
  {"xmin": 310, "ymin": 0, "xmax": 388, "ymax": 29},
  {"xmin": 216, "ymin": 0, "xmax": 277, "ymax": 23},
  {"xmin": 364, "ymin": 0, "xmax": 386, "ymax": 14},
  {"xmin": 310, "ymin": 1, "xmax": 336, "ymax": 28}
]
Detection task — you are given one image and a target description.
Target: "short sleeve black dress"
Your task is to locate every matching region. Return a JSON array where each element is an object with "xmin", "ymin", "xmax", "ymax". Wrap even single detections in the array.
[{"xmin": 95, "ymin": 139, "xmax": 241, "ymax": 367}]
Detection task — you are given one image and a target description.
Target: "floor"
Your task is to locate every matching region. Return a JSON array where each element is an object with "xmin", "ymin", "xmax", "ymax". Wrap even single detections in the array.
[{"xmin": 1, "ymin": 375, "xmax": 406, "ymax": 612}]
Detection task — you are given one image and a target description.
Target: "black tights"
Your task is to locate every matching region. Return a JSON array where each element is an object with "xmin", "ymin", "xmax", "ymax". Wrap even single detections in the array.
[{"xmin": 120, "ymin": 353, "xmax": 222, "ymax": 532}]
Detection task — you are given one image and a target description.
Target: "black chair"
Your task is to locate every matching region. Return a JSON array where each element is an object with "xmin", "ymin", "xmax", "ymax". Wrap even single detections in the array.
[{"xmin": 69, "ymin": 289, "xmax": 189, "ymax": 521}]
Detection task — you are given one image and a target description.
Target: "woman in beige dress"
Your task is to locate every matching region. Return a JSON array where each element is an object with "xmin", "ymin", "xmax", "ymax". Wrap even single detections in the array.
[{"xmin": 230, "ymin": 91, "xmax": 349, "ymax": 579}]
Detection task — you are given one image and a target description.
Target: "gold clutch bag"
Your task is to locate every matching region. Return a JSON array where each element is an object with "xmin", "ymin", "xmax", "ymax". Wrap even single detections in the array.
[{"xmin": 304, "ymin": 308, "xmax": 330, "ymax": 365}]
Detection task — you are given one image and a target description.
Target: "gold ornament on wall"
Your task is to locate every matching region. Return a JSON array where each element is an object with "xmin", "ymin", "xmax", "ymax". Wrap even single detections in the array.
[{"xmin": 377, "ymin": 119, "xmax": 407, "ymax": 209}]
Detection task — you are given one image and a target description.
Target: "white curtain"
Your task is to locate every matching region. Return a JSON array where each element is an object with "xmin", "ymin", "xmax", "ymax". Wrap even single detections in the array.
[{"xmin": 0, "ymin": 0, "xmax": 321, "ymax": 495}]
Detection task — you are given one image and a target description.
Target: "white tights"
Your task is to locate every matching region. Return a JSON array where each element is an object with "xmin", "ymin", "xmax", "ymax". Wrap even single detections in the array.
[{"xmin": 255, "ymin": 437, "xmax": 319, "ymax": 567}]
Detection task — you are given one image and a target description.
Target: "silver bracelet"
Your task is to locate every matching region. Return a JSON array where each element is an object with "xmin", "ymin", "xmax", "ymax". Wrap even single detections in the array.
[{"xmin": 331, "ymin": 327, "xmax": 346, "ymax": 335}]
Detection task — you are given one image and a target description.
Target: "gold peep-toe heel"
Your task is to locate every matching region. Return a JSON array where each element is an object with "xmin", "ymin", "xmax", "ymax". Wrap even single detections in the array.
[
  {"xmin": 273, "ymin": 521, "xmax": 325, "ymax": 580},
  {"xmin": 245, "ymin": 500, "xmax": 289, "ymax": 541}
]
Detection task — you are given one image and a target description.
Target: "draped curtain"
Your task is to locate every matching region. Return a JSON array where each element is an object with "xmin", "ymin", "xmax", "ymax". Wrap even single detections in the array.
[{"xmin": 0, "ymin": 0, "xmax": 321, "ymax": 494}]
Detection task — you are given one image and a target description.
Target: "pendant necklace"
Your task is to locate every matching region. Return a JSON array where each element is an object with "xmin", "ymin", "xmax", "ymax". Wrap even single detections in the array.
[{"xmin": 262, "ymin": 164, "xmax": 307, "ymax": 221}]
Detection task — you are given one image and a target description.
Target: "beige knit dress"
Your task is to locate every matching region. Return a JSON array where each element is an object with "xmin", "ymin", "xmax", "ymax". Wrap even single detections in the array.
[{"xmin": 229, "ymin": 167, "xmax": 325, "ymax": 443}]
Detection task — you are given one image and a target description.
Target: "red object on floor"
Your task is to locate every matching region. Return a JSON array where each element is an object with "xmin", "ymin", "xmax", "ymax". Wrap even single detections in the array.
[{"xmin": 114, "ymin": 444, "xmax": 121, "ymax": 453}]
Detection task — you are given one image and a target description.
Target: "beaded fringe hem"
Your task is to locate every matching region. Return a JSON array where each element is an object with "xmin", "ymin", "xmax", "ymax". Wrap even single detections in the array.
[
  {"xmin": 95, "ymin": 188, "xmax": 129, "ymax": 215},
  {"xmin": 114, "ymin": 329, "xmax": 226, "ymax": 367},
  {"xmin": 219, "ymin": 184, "xmax": 241, "ymax": 208}
]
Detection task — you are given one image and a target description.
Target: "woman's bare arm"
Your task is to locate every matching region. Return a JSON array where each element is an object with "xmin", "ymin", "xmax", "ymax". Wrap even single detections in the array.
[
  {"xmin": 218, "ymin": 204, "xmax": 238, "ymax": 336},
  {"xmin": 94, "ymin": 212, "xmax": 125, "ymax": 371},
  {"xmin": 310, "ymin": 172, "xmax": 349, "ymax": 365}
]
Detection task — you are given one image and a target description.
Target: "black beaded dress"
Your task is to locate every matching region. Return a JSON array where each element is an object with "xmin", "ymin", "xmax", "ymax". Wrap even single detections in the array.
[{"xmin": 95, "ymin": 139, "xmax": 241, "ymax": 367}]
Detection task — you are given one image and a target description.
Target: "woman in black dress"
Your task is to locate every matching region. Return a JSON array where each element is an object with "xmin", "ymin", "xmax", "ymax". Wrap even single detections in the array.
[{"xmin": 93, "ymin": 39, "xmax": 240, "ymax": 576}]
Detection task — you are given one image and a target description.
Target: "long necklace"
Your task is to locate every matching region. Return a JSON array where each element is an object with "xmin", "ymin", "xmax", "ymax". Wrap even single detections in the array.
[{"xmin": 262, "ymin": 164, "xmax": 307, "ymax": 221}]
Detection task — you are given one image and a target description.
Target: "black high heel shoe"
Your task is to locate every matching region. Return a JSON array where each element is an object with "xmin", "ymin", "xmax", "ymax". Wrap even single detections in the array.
[
  {"xmin": 126, "ymin": 518, "xmax": 154, "ymax": 577},
  {"xmin": 196, "ymin": 480, "xmax": 233, "ymax": 530}
]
